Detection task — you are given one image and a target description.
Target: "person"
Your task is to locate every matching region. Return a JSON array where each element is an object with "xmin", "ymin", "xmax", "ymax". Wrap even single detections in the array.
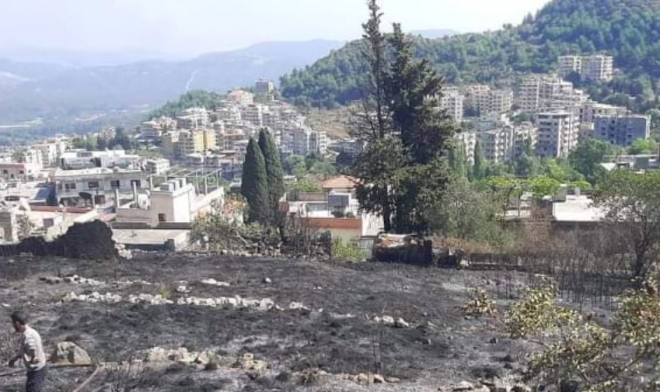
[{"xmin": 8, "ymin": 311, "xmax": 47, "ymax": 392}]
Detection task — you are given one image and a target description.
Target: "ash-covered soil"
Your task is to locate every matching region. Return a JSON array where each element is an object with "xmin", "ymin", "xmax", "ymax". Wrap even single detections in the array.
[{"xmin": 0, "ymin": 253, "xmax": 545, "ymax": 391}]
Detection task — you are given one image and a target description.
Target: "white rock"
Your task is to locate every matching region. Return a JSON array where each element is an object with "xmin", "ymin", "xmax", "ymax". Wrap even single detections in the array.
[{"xmin": 381, "ymin": 316, "xmax": 395, "ymax": 326}]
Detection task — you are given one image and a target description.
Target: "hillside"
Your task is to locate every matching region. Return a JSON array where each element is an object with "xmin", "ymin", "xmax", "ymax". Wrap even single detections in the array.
[
  {"xmin": 280, "ymin": 0, "xmax": 660, "ymax": 109},
  {"xmin": 0, "ymin": 40, "xmax": 343, "ymax": 124}
]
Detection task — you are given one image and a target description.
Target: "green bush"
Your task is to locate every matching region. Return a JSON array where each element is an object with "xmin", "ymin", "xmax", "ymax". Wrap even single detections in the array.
[{"xmin": 331, "ymin": 239, "xmax": 366, "ymax": 263}]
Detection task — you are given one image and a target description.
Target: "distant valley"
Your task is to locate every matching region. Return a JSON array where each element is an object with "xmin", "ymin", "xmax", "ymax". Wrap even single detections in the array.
[{"xmin": 0, "ymin": 40, "xmax": 344, "ymax": 127}]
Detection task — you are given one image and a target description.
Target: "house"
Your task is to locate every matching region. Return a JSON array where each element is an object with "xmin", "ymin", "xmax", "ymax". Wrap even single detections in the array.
[
  {"xmin": 322, "ymin": 175, "xmax": 360, "ymax": 197},
  {"xmin": 115, "ymin": 178, "xmax": 225, "ymax": 227},
  {"xmin": 54, "ymin": 167, "xmax": 149, "ymax": 206}
]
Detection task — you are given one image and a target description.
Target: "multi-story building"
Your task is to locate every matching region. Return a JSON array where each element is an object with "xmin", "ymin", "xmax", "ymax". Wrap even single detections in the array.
[
  {"xmin": 179, "ymin": 130, "xmax": 205, "ymax": 156},
  {"xmin": 0, "ymin": 163, "xmax": 43, "ymax": 180},
  {"xmin": 162, "ymin": 131, "xmax": 181, "ymax": 159},
  {"xmin": 140, "ymin": 117, "xmax": 177, "ymax": 140},
  {"xmin": 517, "ymin": 75, "xmax": 586, "ymax": 114},
  {"xmin": 557, "ymin": 55, "xmax": 613, "ymax": 82},
  {"xmin": 241, "ymin": 104, "xmax": 267, "ymax": 127},
  {"xmin": 577, "ymin": 102, "xmax": 627, "ymax": 123},
  {"xmin": 177, "ymin": 108, "xmax": 210, "ymax": 129},
  {"xmin": 226, "ymin": 89, "xmax": 254, "ymax": 107},
  {"xmin": 489, "ymin": 89, "xmax": 514, "ymax": 114},
  {"xmin": 581, "ymin": 55, "xmax": 613, "ymax": 82},
  {"xmin": 536, "ymin": 111, "xmax": 580, "ymax": 158},
  {"xmin": 255, "ymin": 79, "xmax": 275, "ymax": 95},
  {"xmin": 12, "ymin": 148, "xmax": 43, "ymax": 167},
  {"xmin": 594, "ymin": 114, "xmax": 650, "ymax": 147},
  {"xmin": 439, "ymin": 89, "xmax": 464, "ymax": 123},
  {"xmin": 215, "ymin": 106, "xmax": 242, "ymax": 122},
  {"xmin": 477, "ymin": 128, "xmax": 514, "ymax": 164},
  {"xmin": 558, "ymin": 55, "xmax": 582, "ymax": 78},
  {"xmin": 144, "ymin": 159, "xmax": 171, "ymax": 175},
  {"xmin": 59, "ymin": 150, "xmax": 141, "ymax": 170},
  {"xmin": 55, "ymin": 167, "xmax": 150, "ymax": 206},
  {"xmin": 283, "ymin": 128, "xmax": 327, "ymax": 156},
  {"xmin": 455, "ymin": 132, "xmax": 477, "ymax": 165}
]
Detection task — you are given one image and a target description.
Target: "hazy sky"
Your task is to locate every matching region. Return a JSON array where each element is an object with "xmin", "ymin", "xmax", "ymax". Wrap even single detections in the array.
[{"xmin": 0, "ymin": 0, "xmax": 551, "ymax": 57}]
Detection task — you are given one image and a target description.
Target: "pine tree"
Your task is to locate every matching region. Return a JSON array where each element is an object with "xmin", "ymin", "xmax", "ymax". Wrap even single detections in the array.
[
  {"xmin": 386, "ymin": 23, "xmax": 456, "ymax": 234},
  {"xmin": 352, "ymin": 0, "xmax": 395, "ymax": 233},
  {"xmin": 241, "ymin": 138, "xmax": 270, "ymax": 224},
  {"xmin": 258, "ymin": 129, "xmax": 285, "ymax": 222},
  {"xmin": 472, "ymin": 140, "xmax": 487, "ymax": 181}
]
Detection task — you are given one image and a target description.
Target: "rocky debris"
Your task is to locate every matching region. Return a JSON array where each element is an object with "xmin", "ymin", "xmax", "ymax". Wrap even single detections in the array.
[
  {"xmin": 40, "ymin": 276, "xmax": 63, "ymax": 284},
  {"xmin": 453, "ymin": 381, "xmax": 475, "ymax": 391},
  {"xmin": 201, "ymin": 278, "xmax": 231, "ymax": 287},
  {"xmin": 263, "ymin": 277, "xmax": 272, "ymax": 284},
  {"xmin": 51, "ymin": 342, "xmax": 92, "ymax": 366},
  {"xmin": 146, "ymin": 347, "xmax": 193, "ymax": 363},
  {"xmin": 176, "ymin": 284, "xmax": 190, "ymax": 293},
  {"xmin": 194, "ymin": 350, "xmax": 221, "ymax": 365},
  {"xmin": 62, "ymin": 291, "xmax": 302, "ymax": 312},
  {"xmin": 116, "ymin": 279, "xmax": 153, "ymax": 286},
  {"xmin": 116, "ymin": 243, "xmax": 132, "ymax": 260},
  {"xmin": 372, "ymin": 315, "xmax": 411, "ymax": 328},
  {"xmin": 234, "ymin": 353, "xmax": 267, "ymax": 371},
  {"xmin": 62, "ymin": 275, "xmax": 104, "ymax": 286},
  {"xmin": 339, "ymin": 373, "xmax": 394, "ymax": 385}
]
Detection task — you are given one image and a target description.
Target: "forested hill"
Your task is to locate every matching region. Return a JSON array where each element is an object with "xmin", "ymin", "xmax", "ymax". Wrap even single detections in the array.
[{"xmin": 280, "ymin": 0, "xmax": 660, "ymax": 109}]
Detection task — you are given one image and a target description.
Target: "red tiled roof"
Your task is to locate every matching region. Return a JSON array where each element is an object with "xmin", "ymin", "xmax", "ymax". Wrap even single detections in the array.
[
  {"xmin": 302, "ymin": 217, "xmax": 362, "ymax": 230},
  {"xmin": 322, "ymin": 175, "xmax": 360, "ymax": 190}
]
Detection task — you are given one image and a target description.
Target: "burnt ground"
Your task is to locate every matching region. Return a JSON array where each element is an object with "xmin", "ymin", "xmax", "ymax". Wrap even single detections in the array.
[{"xmin": 0, "ymin": 253, "xmax": 552, "ymax": 391}]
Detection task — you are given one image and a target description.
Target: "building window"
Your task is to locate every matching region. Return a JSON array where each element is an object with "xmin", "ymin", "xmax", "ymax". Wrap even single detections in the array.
[
  {"xmin": 130, "ymin": 179, "xmax": 142, "ymax": 189},
  {"xmin": 158, "ymin": 213, "xmax": 166, "ymax": 222},
  {"xmin": 110, "ymin": 180, "xmax": 121, "ymax": 189},
  {"xmin": 2, "ymin": 170, "xmax": 7, "ymax": 174},
  {"xmin": 64, "ymin": 183, "xmax": 76, "ymax": 191},
  {"xmin": 19, "ymin": 171, "xmax": 24, "ymax": 175},
  {"xmin": 88, "ymin": 181, "xmax": 100, "ymax": 189}
]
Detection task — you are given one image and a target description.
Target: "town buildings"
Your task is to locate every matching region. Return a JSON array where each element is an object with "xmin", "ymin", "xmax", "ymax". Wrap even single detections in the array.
[
  {"xmin": 557, "ymin": 55, "xmax": 614, "ymax": 82},
  {"xmin": 594, "ymin": 114, "xmax": 650, "ymax": 147},
  {"xmin": 439, "ymin": 88, "xmax": 464, "ymax": 123},
  {"xmin": 535, "ymin": 111, "xmax": 580, "ymax": 158}
]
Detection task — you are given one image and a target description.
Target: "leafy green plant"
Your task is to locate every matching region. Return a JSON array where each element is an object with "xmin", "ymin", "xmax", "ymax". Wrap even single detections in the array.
[
  {"xmin": 331, "ymin": 239, "xmax": 366, "ymax": 263},
  {"xmin": 464, "ymin": 288, "xmax": 497, "ymax": 317}
]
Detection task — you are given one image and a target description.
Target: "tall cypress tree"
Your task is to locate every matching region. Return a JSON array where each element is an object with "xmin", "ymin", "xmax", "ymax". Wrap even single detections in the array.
[
  {"xmin": 472, "ymin": 140, "xmax": 487, "ymax": 181},
  {"xmin": 258, "ymin": 129, "xmax": 285, "ymax": 221},
  {"xmin": 241, "ymin": 138, "xmax": 270, "ymax": 224}
]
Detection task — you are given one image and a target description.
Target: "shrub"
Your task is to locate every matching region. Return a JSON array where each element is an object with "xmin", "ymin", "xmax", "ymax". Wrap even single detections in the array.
[
  {"xmin": 331, "ymin": 239, "xmax": 366, "ymax": 263},
  {"xmin": 464, "ymin": 288, "xmax": 497, "ymax": 317}
]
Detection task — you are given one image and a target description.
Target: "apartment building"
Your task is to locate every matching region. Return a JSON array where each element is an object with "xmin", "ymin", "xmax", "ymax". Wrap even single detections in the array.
[
  {"xmin": 558, "ymin": 56, "xmax": 582, "ymax": 78},
  {"xmin": 455, "ymin": 132, "xmax": 477, "ymax": 165},
  {"xmin": 255, "ymin": 79, "xmax": 275, "ymax": 95},
  {"xmin": 581, "ymin": 55, "xmax": 614, "ymax": 82},
  {"xmin": 226, "ymin": 89, "xmax": 254, "ymax": 107},
  {"xmin": 140, "ymin": 117, "xmax": 177, "ymax": 140},
  {"xmin": 578, "ymin": 102, "xmax": 627, "ymax": 123},
  {"xmin": 536, "ymin": 111, "xmax": 580, "ymax": 158},
  {"xmin": 12, "ymin": 148, "xmax": 43, "ymax": 167},
  {"xmin": 477, "ymin": 128, "xmax": 514, "ymax": 164},
  {"xmin": 144, "ymin": 159, "xmax": 171, "ymax": 175},
  {"xmin": 60, "ymin": 150, "xmax": 141, "ymax": 171},
  {"xmin": 177, "ymin": 108, "xmax": 210, "ymax": 129},
  {"xmin": 179, "ymin": 129, "xmax": 216, "ymax": 156},
  {"xmin": 162, "ymin": 131, "xmax": 181, "ymax": 159},
  {"xmin": 557, "ymin": 55, "xmax": 613, "ymax": 82},
  {"xmin": 439, "ymin": 89, "xmax": 464, "ymax": 123},
  {"xmin": 283, "ymin": 128, "xmax": 327, "ymax": 156},
  {"xmin": 489, "ymin": 90, "xmax": 514, "ymax": 114},
  {"xmin": 594, "ymin": 114, "xmax": 650, "ymax": 147},
  {"xmin": 55, "ymin": 167, "xmax": 149, "ymax": 205},
  {"xmin": 518, "ymin": 75, "xmax": 586, "ymax": 113},
  {"xmin": 241, "ymin": 104, "xmax": 267, "ymax": 127},
  {"xmin": 0, "ymin": 163, "xmax": 43, "ymax": 180}
]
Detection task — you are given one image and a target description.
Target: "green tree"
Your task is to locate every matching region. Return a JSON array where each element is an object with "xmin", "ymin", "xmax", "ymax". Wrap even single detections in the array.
[
  {"xmin": 385, "ymin": 23, "xmax": 456, "ymax": 233},
  {"xmin": 449, "ymin": 141, "xmax": 467, "ymax": 178},
  {"xmin": 284, "ymin": 155, "xmax": 307, "ymax": 178},
  {"xmin": 568, "ymin": 139, "xmax": 619, "ymax": 183},
  {"xmin": 529, "ymin": 175, "xmax": 561, "ymax": 198},
  {"xmin": 258, "ymin": 129, "xmax": 285, "ymax": 220},
  {"xmin": 628, "ymin": 138, "xmax": 658, "ymax": 155},
  {"xmin": 593, "ymin": 170, "xmax": 660, "ymax": 279},
  {"xmin": 241, "ymin": 138, "xmax": 270, "ymax": 224},
  {"xmin": 472, "ymin": 140, "xmax": 487, "ymax": 181},
  {"xmin": 352, "ymin": 0, "xmax": 396, "ymax": 232}
]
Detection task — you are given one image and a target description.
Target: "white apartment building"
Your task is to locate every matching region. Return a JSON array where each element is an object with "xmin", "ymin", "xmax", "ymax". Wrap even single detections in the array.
[
  {"xmin": 439, "ymin": 89, "xmax": 464, "ymax": 123},
  {"xmin": 577, "ymin": 102, "xmax": 627, "ymax": 123},
  {"xmin": 536, "ymin": 111, "xmax": 580, "ymax": 158},
  {"xmin": 517, "ymin": 75, "xmax": 586, "ymax": 114},
  {"xmin": 594, "ymin": 114, "xmax": 650, "ymax": 147},
  {"xmin": 557, "ymin": 55, "xmax": 613, "ymax": 82},
  {"xmin": 0, "ymin": 163, "xmax": 43, "ymax": 180},
  {"xmin": 55, "ymin": 168, "xmax": 150, "ymax": 205},
  {"xmin": 177, "ymin": 108, "xmax": 210, "ymax": 129},
  {"xmin": 144, "ymin": 159, "xmax": 171, "ymax": 174},
  {"xmin": 60, "ymin": 149, "xmax": 141, "ymax": 171},
  {"xmin": 478, "ymin": 128, "xmax": 514, "ymax": 164},
  {"xmin": 581, "ymin": 55, "xmax": 613, "ymax": 82},
  {"xmin": 216, "ymin": 106, "xmax": 242, "ymax": 122},
  {"xmin": 489, "ymin": 90, "xmax": 514, "ymax": 114},
  {"xmin": 240, "ymin": 104, "xmax": 268, "ymax": 127},
  {"xmin": 558, "ymin": 56, "xmax": 582, "ymax": 78},
  {"xmin": 283, "ymin": 128, "xmax": 327, "ymax": 156},
  {"xmin": 12, "ymin": 148, "xmax": 43, "ymax": 167}
]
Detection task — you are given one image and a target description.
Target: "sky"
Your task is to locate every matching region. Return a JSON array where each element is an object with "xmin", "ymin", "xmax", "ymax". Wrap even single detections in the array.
[{"xmin": 0, "ymin": 0, "xmax": 551, "ymax": 58}]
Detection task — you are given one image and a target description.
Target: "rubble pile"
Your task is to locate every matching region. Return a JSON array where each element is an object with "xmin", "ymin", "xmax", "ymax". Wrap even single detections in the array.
[
  {"xmin": 61, "ymin": 291, "xmax": 306, "ymax": 311},
  {"xmin": 371, "ymin": 315, "xmax": 411, "ymax": 329}
]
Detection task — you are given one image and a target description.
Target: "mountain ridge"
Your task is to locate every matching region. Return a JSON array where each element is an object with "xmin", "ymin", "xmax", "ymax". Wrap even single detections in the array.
[{"xmin": 280, "ymin": 0, "xmax": 660, "ymax": 110}]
